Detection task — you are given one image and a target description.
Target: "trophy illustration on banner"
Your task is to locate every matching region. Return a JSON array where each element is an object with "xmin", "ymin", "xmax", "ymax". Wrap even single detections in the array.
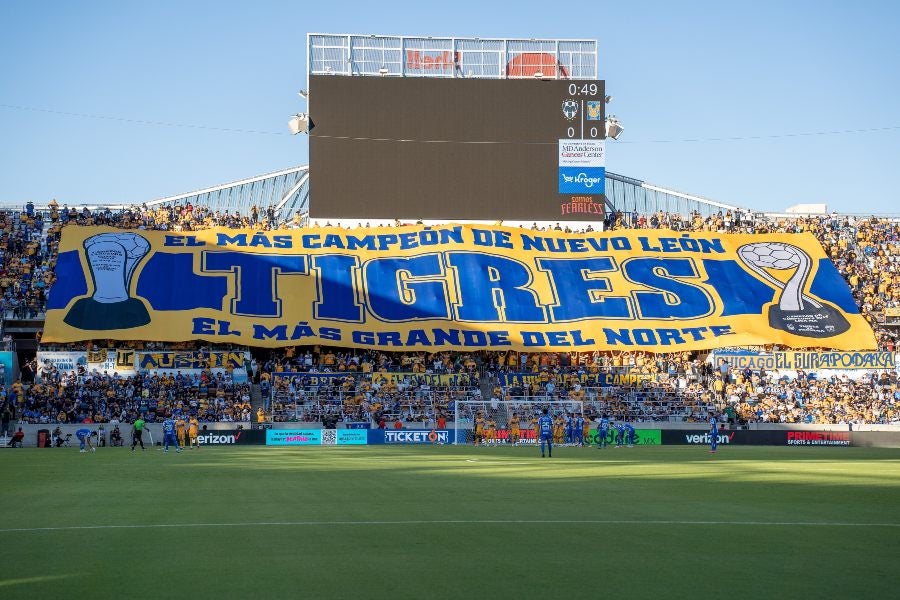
[
  {"xmin": 63, "ymin": 233, "xmax": 152, "ymax": 330},
  {"xmin": 737, "ymin": 242, "xmax": 849, "ymax": 338}
]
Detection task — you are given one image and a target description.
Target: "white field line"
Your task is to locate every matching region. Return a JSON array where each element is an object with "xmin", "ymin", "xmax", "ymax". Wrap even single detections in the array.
[{"xmin": 2, "ymin": 519, "xmax": 899, "ymax": 534}]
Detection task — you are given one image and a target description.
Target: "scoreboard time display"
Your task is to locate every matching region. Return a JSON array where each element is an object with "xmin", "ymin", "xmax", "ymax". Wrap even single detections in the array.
[{"xmin": 309, "ymin": 75, "xmax": 607, "ymax": 221}]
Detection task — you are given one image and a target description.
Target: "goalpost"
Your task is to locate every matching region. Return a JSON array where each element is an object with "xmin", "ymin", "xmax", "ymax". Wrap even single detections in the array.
[{"xmin": 453, "ymin": 400, "xmax": 584, "ymax": 446}]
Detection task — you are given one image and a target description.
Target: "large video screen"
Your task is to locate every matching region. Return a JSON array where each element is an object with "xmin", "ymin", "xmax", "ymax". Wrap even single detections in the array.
[{"xmin": 309, "ymin": 75, "xmax": 606, "ymax": 221}]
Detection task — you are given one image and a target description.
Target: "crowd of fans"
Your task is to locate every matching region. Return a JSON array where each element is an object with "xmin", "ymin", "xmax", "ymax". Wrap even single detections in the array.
[
  {"xmin": 0, "ymin": 202, "xmax": 897, "ymax": 428},
  {"xmin": 263, "ymin": 346, "xmax": 898, "ymax": 426},
  {"xmin": 8, "ymin": 366, "xmax": 253, "ymax": 425}
]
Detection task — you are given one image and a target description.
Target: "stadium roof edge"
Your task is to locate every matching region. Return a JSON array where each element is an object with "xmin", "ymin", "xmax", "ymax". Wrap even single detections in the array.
[
  {"xmin": 143, "ymin": 165, "xmax": 309, "ymax": 207},
  {"xmin": 0, "ymin": 167, "xmax": 756, "ymax": 217},
  {"xmin": 639, "ymin": 181, "xmax": 744, "ymax": 213}
]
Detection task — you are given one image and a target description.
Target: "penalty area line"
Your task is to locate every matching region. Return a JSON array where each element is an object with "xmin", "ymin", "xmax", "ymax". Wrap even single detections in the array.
[{"xmin": 2, "ymin": 519, "xmax": 899, "ymax": 533}]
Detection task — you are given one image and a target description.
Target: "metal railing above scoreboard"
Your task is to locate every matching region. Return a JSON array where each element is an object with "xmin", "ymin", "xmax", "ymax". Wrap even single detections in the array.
[{"xmin": 308, "ymin": 33, "xmax": 598, "ymax": 80}]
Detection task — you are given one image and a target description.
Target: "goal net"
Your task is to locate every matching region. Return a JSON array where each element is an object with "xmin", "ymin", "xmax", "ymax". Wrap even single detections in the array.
[{"xmin": 453, "ymin": 400, "xmax": 584, "ymax": 446}]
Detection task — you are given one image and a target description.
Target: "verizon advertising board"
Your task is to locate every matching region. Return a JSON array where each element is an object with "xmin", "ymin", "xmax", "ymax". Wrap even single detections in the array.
[{"xmin": 661, "ymin": 429, "xmax": 852, "ymax": 447}]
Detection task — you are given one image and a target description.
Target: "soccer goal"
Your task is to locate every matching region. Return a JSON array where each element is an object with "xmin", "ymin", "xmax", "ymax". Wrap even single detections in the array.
[{"xmin": 453, "ymin": 400, "xmax": 584, "ymax": 446}]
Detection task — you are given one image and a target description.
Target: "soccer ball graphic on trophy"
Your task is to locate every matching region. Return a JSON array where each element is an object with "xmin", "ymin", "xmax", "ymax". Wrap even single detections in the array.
[
  {"xmin": 737, "ymin": 242, "xmax": 849, "ymax": 338},
  {"xmin": 63, "ymin": 232, "xmax": 152, "ymax": 330}
]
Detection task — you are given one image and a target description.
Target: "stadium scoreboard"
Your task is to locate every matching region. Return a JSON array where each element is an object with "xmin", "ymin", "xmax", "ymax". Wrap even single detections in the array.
[{"xmin": 309, "ymin": 75, "xmax": 607, "ymax": 221}]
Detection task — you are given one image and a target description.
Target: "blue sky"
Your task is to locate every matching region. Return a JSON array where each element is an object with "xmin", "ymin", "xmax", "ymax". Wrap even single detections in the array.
[{"xmin": 1, "ymin": 0, "xmax": 898, "ymax": 214}]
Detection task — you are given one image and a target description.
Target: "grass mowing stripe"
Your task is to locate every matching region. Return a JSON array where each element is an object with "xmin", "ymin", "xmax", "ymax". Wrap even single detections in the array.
[{"xmin": 4, "ymin": 518, "xmax": 899, "ymax": 533}]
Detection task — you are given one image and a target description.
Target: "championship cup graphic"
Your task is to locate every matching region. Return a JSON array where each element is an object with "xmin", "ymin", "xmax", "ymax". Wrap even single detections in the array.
[
  {"xmin": 63, "ymin": 233, "xmax": 152, "ymax": 330},
  {"xmin": 737, "ymin": 242, "xmax": 849, "ymax": 338}
]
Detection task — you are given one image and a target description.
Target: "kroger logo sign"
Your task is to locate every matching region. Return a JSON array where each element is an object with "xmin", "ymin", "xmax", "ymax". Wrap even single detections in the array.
[
  {"xmin": 562, "ymin": 173, "xmax": 602, "ymax": 187},
  {"xmin": 559, "ymin": 167, "xmax": 605, "ymax": 194}
]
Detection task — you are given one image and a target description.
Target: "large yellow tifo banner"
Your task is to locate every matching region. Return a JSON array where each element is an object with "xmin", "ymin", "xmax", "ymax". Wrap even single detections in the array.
[{"xmin": 42, "ymin": 225, "xmax": 876, "ymax": 351}]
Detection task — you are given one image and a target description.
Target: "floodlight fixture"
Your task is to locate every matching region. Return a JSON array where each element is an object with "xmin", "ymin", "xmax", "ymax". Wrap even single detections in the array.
[
  {"xmin": 288, "ymin": 113, "xmax": 310, "ymax": 135},
  {"xmin": 605, "ymin": 116, "xmax": 624, "ymax": 140}
]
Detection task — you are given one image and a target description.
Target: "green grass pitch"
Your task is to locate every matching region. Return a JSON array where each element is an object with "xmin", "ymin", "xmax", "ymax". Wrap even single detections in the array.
[{"xmin": 2, "ymin": 445, "xmax": 899, "ymax": 599}]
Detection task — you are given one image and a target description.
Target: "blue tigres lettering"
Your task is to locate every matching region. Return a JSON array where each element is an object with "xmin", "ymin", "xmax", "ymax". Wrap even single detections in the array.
[
  {"xmin": 312, "ymin": 255, "xmax": 362, "ymax": 322},
  {"xmin": 202, "ymin": 252, "xmax": 308, "ymax": 317},
  {"xmin": 448, "ymin": 252, "xmax": 546, "ymax": 322},
  {"xmin": 364, "ymin": 254, "xmax": 450, "ymax": 321},
  {"xmin": 537, "ymin": 257, "xmax": 630, "ymax": 320},
  {"xmin": 623, "ymin": 257, "xmax": 712, "ymax": 319}
]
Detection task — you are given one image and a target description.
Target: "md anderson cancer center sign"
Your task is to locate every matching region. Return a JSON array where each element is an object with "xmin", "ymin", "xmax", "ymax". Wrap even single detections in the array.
[{"xmin": 43, "ymin": 225, "xmax": 875, "ymax": 352}]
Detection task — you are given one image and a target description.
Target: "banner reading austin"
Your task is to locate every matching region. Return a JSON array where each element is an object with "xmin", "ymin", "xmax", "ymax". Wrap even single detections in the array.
[{"xmin": 43, "ymin": 226, "xmax": 876, "ymax": 352}]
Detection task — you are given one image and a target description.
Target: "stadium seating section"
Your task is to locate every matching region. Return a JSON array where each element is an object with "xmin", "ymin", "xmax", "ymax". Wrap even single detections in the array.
[{"xmin": 1, "ymin": 203, "xmax": 897, "ymax": 426}]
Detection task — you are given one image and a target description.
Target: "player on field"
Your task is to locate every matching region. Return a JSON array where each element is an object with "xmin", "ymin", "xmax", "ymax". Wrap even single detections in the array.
[
  {"xmin": 175, "ymin": 414, "xmax": 187, "ymax": 448},
  {"xmin": 131, "ymin": 416, "xmax": 146, "ymax": 451},
  {"xmin": 574, "ymin": 414, "xmax": 585, "ymax": 446},
  {"xmin": 509, "ymin": 413, "xmax": 521, "ymax": 446},
  {"xmin": 564, "ymin": 413, "xmax": 573, "ymax": 445},
  {"xmin": 473, "ymin": 412, "xmax": 485, "ymax": 446},
  {"xmin": 553, "ymin": 415, "xmax": 564, "ymax": 445},
  {"xmin": 162, "ymin": 417, "xmax": 181, "ymax": 453},
  {"xmin": 486, "ymin": 417, "xmax": 497, "ymax": 446},
  {"xmin": 188, "ymin": 415, "xmax": 200, "ymax": 449},
  {"xmin": 597, "ymin": 415, "xmax": 610, "ymax": 449},
  {"xmin": 75, "ymin": 427, "xmax": 95, "ymax": 453},
  {"xmin": 624, "ymin": 422, "xmax": 636, "ymax": 447},
  {"xmin": 582, "ymin": 416, "xmax": 590, "ymax": 446},
  {"xmin": 538, "ymin": 408, "xmax": 553, "ymax": 458},
  {"xmin": 614, "ymin": 423, "xmax": 625, "ymax": 448},
  {"xmin": 709, "ymin": 414, "xmax": 719, "ymax": 454}
]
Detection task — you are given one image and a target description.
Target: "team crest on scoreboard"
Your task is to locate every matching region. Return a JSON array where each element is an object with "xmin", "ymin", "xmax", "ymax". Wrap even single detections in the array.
[
  {"xmin": 586, "ymin": 100, "xmax": 603, "ymax": 120},
  {"xmin": 562, "ymin": 99, "xmax": 578, "ymax": 120}
]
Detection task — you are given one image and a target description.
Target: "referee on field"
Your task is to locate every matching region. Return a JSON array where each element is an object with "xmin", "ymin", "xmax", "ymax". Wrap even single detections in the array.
[{"xmin": 131, "ymin": 416, "xmax": 146, "ymax": 451}]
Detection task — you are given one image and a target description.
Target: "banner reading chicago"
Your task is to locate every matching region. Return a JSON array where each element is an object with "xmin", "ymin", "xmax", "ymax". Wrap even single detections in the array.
[{"xmin": 43, "ymin": 225, "xmax": 876, "ymax": 351}]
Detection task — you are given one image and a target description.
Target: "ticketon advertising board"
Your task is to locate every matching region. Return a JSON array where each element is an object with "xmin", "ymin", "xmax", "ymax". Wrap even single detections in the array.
[{"xmin": 382, "ymin": 430, "xmax": 454, "ymax": 444}]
